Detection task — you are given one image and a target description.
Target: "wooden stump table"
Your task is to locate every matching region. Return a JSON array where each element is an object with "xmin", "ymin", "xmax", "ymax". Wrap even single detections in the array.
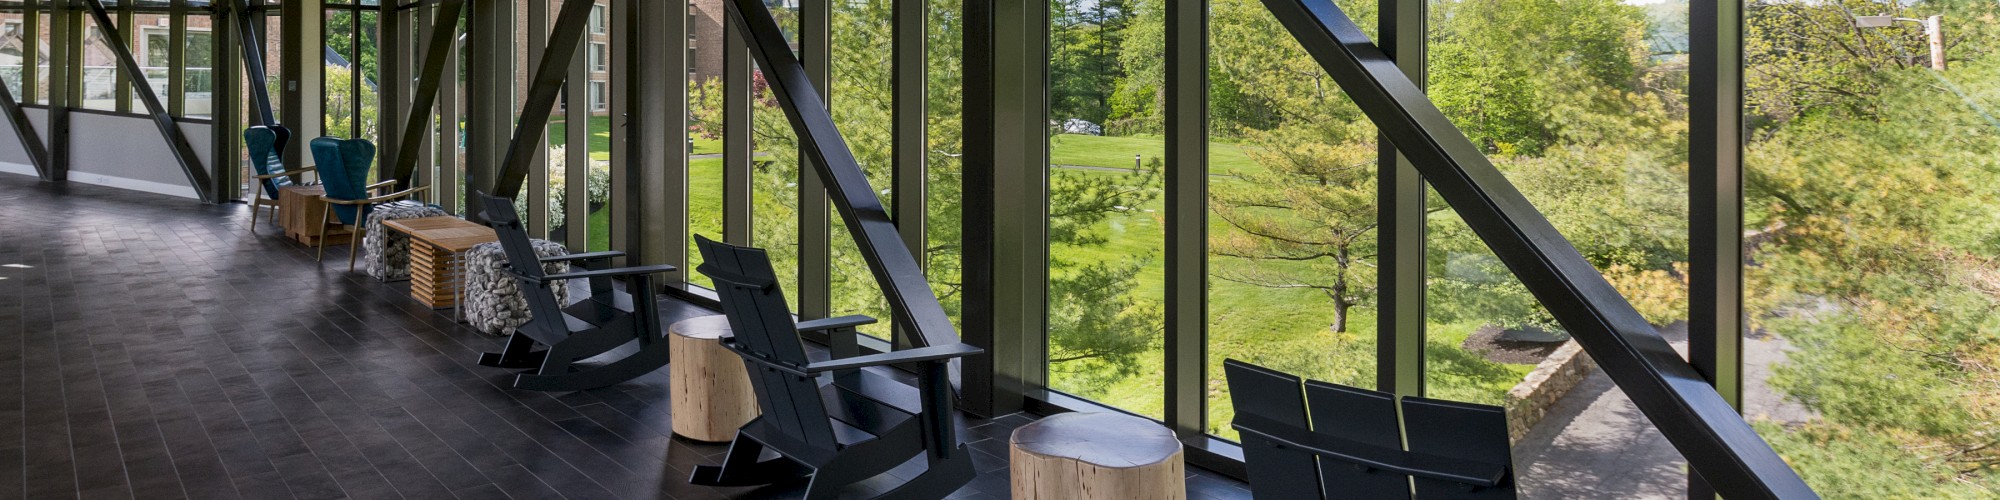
[
  {"xmin": 381, "ymin": 217, "xmax": 497, "ymax": 310},
  {"xmin": 1010, "ymin": 412, "xmax": 1186, "ymax": 500},
  {"xmin": 669, "ymin": 315, "xmax": 760, "ymax": 442},
  {"xmin": 276, "ymin": 185, "xmax": 349, "ymax": 246}
]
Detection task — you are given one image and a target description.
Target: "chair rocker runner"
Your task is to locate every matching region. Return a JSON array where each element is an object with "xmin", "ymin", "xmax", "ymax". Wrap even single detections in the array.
[
  {"xmin": 690, "ymin": 236, "xmax": 982, "ymax": 499},
  {"xmin": 474, "ymin": 193, "xmax": 678, "ymax": 392}
]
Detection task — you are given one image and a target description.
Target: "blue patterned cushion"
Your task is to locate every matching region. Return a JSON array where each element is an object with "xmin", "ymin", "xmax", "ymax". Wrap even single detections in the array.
[{"xmin": 245, "ymin": 125, "xmax": 293, "ymax": 199}]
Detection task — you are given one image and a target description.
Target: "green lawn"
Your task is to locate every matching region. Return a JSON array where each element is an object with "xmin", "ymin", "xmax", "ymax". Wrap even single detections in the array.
[
  {"xmin": 1045, "ymin": 156, "xmax": 1532, "ymax": 433},
  {"xmin": 1049, "ymin": 134, "xmax": 1265, "ymax": 176},
  {"xmin": 550, "ymin": 115, "xmax": 722, "ymax": 161}
]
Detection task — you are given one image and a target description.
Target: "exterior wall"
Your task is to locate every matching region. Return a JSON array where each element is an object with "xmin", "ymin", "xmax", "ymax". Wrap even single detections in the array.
[{"xmin": 1505, "ymin": 341, "xmax": 1599, "ymax": 442}]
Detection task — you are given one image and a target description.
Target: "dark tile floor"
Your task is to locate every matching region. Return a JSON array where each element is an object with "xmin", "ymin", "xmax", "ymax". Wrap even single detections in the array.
[{"xmin": 0, "ymin": 175, "xmax": 1251, "ymax": 500}]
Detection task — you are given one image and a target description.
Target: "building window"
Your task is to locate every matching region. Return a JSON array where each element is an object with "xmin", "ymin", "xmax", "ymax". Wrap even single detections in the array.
[
  {"xmin": 589, "ymin": 81, "xmax": 607, "ymax": 111},
  {"xmin": 589, "ymin": 42, "xmax": 606, "ymax": 72},
  {"xmin": 590, "ymin": 5, "xmax": 607, "ymax": 34}
]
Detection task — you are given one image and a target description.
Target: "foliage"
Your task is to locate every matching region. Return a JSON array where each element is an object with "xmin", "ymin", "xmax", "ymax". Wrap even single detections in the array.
[{"xmin": 513, "ymin": 145, "xmax": 610, "ymax": 230}]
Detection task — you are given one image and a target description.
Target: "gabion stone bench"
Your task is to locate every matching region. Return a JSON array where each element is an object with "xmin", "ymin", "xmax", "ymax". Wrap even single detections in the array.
[
  {"xmin": 463, "ymin": 239, "xmax": 572, "ymax": 336},
  {"xmin": 361, "ymin": 201, "xmax": 450, "ymax": 281}
]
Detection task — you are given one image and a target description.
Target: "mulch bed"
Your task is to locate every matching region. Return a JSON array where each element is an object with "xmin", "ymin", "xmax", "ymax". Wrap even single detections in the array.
[{"xmin": 1461, "ymin": 325, "xmax": 1566, "ymax": 365}]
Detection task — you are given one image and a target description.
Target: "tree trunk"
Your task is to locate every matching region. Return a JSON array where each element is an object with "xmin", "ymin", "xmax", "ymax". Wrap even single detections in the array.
[{"xmin": 1332, "ymin": 300, "xmax": 1349, "ymax": 333}]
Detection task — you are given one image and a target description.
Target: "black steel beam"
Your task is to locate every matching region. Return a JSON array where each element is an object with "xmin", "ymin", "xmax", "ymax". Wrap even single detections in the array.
[
  {"xmin": 492, "ymin": 0, "xmax": 593, "ymax": 200},
  {"xmin": 724, "ymin": 0, "xmax": 960, "ymax": 353},
  {"xmin": 1375, "ymin": 0, "xmax": 1426, "ymax": 397},
  {"xmin": 721, "ymin": 19, "xmax": 752, "ymax": 245},
  {"xmin": 1255, "ymin": 1, "xmax": 1813, "ymax": 497},
  {"xmin": 890, "ymin": 0, "xmax": 927, "ymax": 348},
  {"xmin": 83, "ymin": 0, "xmax": 214, "ymax": 203},
  {"xmin": 1689, "ymin": 0, "xmax": 1747, "ymax": 497},
  {"xmin": 388, "ymin": 0, "xmax": 466, "ymax": 188},
  {"xmin": 229, "ymin": 0, "xmax": 274, "ymax": 124},
  {"xmin": 1162, "ymin": 0, "xmax": 1208, "ymax": 438},
  {"xmin": 0, "ymin": 60, "xmax": 52, "ymax": 181}
]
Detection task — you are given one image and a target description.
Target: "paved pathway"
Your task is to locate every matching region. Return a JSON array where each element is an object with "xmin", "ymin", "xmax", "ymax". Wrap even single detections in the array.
[{"xmin": 1511, "ymin": 323, "xmax": 1814, "ymax": 499}]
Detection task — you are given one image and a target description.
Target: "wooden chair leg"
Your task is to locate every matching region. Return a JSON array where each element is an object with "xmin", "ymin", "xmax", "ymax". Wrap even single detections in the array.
[
  {"xmin": 316, "ymin": 207, "xmax": 331, "ymax": 262},
  {"xmin": 250, "ymin": 200, "xmax": 261, "ymax": 233},
  {"xmin": 348, "ymin": 225, "xmax": 363, "ymax": 272}
]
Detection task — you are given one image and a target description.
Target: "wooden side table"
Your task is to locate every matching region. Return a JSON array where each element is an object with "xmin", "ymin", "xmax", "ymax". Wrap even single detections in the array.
[
  {"xmin": 381, "ymin": 217, "xmax": 497, "ymax": 309},
  {"xmin": 668, "ymin": 315, "xmax": 760, "ymax": 442},
  {"xmin": 277, "ymin": 185, "xmax": 349, "ymax": 246},
  {"xmin": 1010, "ymin": 412, "xmax": 1186, "ymax": 500}
]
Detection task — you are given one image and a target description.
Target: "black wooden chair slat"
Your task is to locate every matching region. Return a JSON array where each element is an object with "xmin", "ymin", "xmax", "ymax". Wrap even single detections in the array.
[
  {"xmin": 1225, "ymin": 359, "xmax": 1518, "ymax": 499},
  {"xmin": 1403, "ymin": 396, "xmax": 1515, "ymax": 499},
  {"xmin": 1222, "ymin": 360, "xmax": 1329, "ymax": 500},
  {"xmin": 689, "ymin": 235, "xmax": 980, "ymax": 499},
  {"xmin": 472, "ymin": 193, "xmax": 674, "ymax": 392},
  {"xmin": 1304, "ymin": 380, "xmax": 1411, "ymax": 498}
]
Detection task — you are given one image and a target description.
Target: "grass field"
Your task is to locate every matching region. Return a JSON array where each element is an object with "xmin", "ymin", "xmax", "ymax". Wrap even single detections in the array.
[{"xmin": 561, "ymin": 125, "xmax": 1532, "ymax": 436}]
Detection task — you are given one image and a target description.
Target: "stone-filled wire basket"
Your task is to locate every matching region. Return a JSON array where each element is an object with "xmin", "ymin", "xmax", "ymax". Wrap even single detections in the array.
[
  {"xmin": 361, "ymin": 201, "xmax": 450, "ymax": 281},
  {"xmin": 463, "ymin": 239, "xmax": 571, "ymax": 336}
]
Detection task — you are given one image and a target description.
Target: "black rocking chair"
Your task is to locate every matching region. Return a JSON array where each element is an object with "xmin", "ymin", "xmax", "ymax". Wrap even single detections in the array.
[
  {"xmin": 1224, "ymin": 359, "xmax": 1517, "ymax": 499},
  {"xmin": 474, "ymin": 193, "xmax": 678, "ymax": 392},
  {"xmin": 689, "ymin": 235, "xmax": 981, "ymax": 499}
]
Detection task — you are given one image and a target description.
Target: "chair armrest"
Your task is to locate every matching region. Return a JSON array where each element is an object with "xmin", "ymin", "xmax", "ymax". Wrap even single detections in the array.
[
  {"xmin": 320, "ymin": 185, "xmax": 430, "ymax": 206},
  {"xmin": 796, "ymin": 315, "xmax": 876, "ymax": 333},
  {"xmin": 366, "ymin": 179, "xmax": 399, "ymax": 191},
  {"xmin": 804, "ymin": 343, "xmax": 982, "ymax": 374},
  {"xmin": 538, "ymin": 264, "xmax": 678, "ymax": 283},
  {"xmin": 252, "ymin": 166, "xmax": 316, "ymax": 180},
  {"xmin": 1230, "ymin": 414, "xmax": 1508, "ymax": 487},
  {"xmin": 540, "ymin": 251, "xmax": 626, "ymax": 264}
]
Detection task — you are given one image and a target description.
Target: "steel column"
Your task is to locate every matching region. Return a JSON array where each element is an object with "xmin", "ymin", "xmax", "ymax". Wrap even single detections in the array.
[
  {"xmin": 562, "ymin": 3, "xmax": 588, "ymax": 251},
  {"xmin": 632, "ymin": 0, "xmax": 686, "ymax": 283},
  {"xmin": 890, "ymin": 0, "xmax": 928, "ymax": 346},
  {"xmin": 1256, "ymin": 1, "xmax": 1811, "ymax": 497},
  {"xmin": 464, "ymin": 0, "xmax": 512, "ymax": 218},
  {"xmin": 82, "ymin": 0, "xmax": 215, "ymax": 202},
  {"xmin": 721, "ymin": 18, "xmax": 752, "ymax": 245},
  {"xmin": 958, "ymin": 0, "xmax": 1046, "ymax": 417},
  {"xmin": 388, "ymin": 0, "xmax": 466, "ymax": 188},
  {"xmin": 1375, "ymin": 0, "xmax": 1426, "ymax": 397},
  {"xmin": 210, "ymin": 0, "xmax": 243, "ymax": 201},
  {"xmin": 48, "ymin": 0, "xmax": 71, "ymax": 181},
  {"xmin": 1689, "ymin": 0, "xmax": 1747, "ymax": 497},
  {"xmin": 1162, "ymin": 0, "xmax": 1208, "ymax": 438},
  {"xmin": 525, "ymin": 0, "xmax": 550, "ymax": 236},
  {"xmin": 797, "ymin": 0, "xmax": 831, "ymax": 320},
  {"xmin": 381, "ymin": 0, "xmax": 406, "ymax": 190}
]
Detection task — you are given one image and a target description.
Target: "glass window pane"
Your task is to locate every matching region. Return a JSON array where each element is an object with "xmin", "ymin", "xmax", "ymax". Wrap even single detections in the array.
[
  {"xmin": 185, "ymin": 20, "xmax": 213, "ymax": 118},
  {"xmin": 1743, "ymin": 0, "xmax": 2000, "ymax": 495},
  {"xmin": 1203, "ymin": 0, "xmax": 1378, "ymax": 438},
  {"xmin": 1423, "ymin": 0, "xmax": 1689, "ymax": 496},
  {"xmin": 827, "ymin": 0, "xmax": 893, "ymax": 339},
  {"xmin": 0, "ymin": 13, "xmax": 24, "ymax": 97},
  {"xmin": 926, "ymin": 0, "xmax": 962, "ymax": 329},
  {"xmin": 82, "ymin": 23, "xmax": 117, "ymax": 110},
  {"xmin": 750, "ymin": 0, "xmax": 801, "ymax": 310},
  {"xmin": 687, "ymin": 0, "xmax": 724, "ymax": 290},
  {"xmin": 1046, "ymin": 0, "xmax": 1165, "ymax": 419}
]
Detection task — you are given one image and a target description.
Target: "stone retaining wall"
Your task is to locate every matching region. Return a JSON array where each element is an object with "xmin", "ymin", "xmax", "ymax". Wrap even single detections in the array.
[{"xmin": 1505, "ymin": 341, "xmax": 1597, "ymax": 442}]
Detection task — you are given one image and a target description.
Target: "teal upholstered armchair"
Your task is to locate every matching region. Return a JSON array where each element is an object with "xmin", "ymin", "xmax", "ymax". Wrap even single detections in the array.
[
  {"xmin": 245, "ymin": 125, "xmax": 310, "ymax": 232},
  {"xmin": 311, "ymin": 136, "xmax": 429, "ymax": 270}
]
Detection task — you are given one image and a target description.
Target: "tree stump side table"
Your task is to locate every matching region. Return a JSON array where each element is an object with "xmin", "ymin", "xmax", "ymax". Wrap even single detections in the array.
[
  {"xmin": 1010, "ymin": 412, "xmax": 1186, "ymax": 500},
  {"xmin": 277, "ymin": 185, "xmax": 349, "ymax": 246},
  {"xmin": 669, "ymin": 315, "xmax": 760, "ymax": 442}
]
